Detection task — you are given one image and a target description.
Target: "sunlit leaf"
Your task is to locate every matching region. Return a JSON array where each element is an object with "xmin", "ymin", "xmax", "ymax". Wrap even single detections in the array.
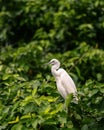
[
  {"xmin": 8, "ymin": 116, "xmax": 19, "ymax": 124},
  {"xmin": 50, "ymin": 103, "xmax": 63, "ymax": 115}
]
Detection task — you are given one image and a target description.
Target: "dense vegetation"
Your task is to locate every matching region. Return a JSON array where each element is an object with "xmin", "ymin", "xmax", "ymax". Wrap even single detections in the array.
[{"xmin": 0, "ymin": 0, "xmax": 104, "ymax": 130}]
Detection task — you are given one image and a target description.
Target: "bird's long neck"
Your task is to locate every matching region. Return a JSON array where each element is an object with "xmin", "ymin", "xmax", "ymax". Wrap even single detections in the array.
[{"xmin": 51, "ymin": 65, "xmax": 60, "ymax": 78}]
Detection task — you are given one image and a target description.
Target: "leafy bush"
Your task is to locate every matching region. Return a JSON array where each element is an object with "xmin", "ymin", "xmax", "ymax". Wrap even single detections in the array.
[
  {"xmin": 0, "ymin": 0, "xmax": 104, "ymax": 129},
  {"xmin": 0, "ymin": 42, "xmax": 104, "ymax": 129},
  {"xmin": 0, "ymin": 0, "xmax": 104, "ymax": 50}
]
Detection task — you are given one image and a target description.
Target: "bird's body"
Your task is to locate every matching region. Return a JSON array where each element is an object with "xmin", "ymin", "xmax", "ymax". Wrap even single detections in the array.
[{"xmin": 49, "ymin": 59, "xmax": 78, "ymax": 101}]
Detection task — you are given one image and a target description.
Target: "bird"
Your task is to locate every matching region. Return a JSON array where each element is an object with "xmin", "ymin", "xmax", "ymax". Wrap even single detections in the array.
[{"xmin": 49, "ymin": 58, "xmax": 78, "ymax": 102}]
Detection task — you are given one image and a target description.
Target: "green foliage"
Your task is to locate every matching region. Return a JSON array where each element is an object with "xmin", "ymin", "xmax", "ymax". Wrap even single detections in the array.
[
  {"xmin": 0, "ymin": 0, "xmax": 104, "ymax": 129},
  {"xmin": 0, "ymin": 0, "xmax": 104, "ymax": 50},
  {"xmin": 0, "ymin": 42, "xmax": 104, "ymax": 129}
]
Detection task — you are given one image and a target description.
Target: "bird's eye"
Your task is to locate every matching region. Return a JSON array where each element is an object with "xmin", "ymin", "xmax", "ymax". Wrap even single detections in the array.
[
  {"xmin": 51, "ymin": 61, "xmax": 55, "ymax": 64},
  {"xmin": 49, "ymin": 59, "xmax": 56, "ymax": 65}
]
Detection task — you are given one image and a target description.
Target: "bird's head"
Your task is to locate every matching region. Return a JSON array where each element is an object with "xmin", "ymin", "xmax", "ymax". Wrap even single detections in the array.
[{"xmin": 49, "ymin": 59, "xmax": 60, "ymax": 69}]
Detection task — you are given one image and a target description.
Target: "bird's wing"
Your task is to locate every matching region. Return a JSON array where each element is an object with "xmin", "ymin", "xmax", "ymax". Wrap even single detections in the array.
[{"xmin": 59, "ymin": 68, "xmax": 77, "ymax": 94}]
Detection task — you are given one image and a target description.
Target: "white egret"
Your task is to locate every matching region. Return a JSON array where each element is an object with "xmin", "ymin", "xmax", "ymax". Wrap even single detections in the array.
[{"xmin": 49, "ymin": 59, "xmax": 78, "ymax": 102}]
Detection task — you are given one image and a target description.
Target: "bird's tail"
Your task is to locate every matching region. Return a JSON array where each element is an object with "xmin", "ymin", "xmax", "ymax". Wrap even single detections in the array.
[{"xmin": 73, "ymin": 93, "xmax": 78, "ymax": 104}]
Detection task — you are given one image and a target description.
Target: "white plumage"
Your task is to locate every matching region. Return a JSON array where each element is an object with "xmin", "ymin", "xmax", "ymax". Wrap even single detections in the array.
[{"xmin": 49, "ymin": 59, "xmax": 78, "ymax": 101}]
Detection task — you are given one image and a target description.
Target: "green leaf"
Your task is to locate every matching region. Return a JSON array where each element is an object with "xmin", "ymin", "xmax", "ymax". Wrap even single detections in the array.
[
  {"xmin": 11, "ymin": 123, "xmax": 25, "ymax": 130},
  {"xmin": 32, "ymin": 86, "xmax": 38, "ymax": 96},
  {"xmin": 50, "ymin": 103, "xmax": 62, "ymax": 115},
  {"xmin": 65, "ymin": 94, "xmax": 73, "ymax": 108},
  {"xmin": 2, "ymin": 74, "xmax": 11, "ymax": 80},
  {"xmin": 81, "ymin": 124, "xmax": 89, "ymax": 130},
  {"xmin": 8, "ymin": 116, "xmax": 19, "ymax": 124}
]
